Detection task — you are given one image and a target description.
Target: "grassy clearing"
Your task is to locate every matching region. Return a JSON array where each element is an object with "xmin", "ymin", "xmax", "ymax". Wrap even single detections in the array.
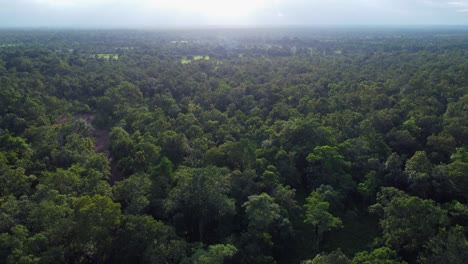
[
  {"xmin": 181, "ymin": 55, "xmax": 210, "ymax": 64},
  {"xmin": 95, "ymin": 54, "xmax": 119, "ymax": 60},
  {"xmin": 181, "ymin": 59, "xmax": 191, "ymax": 64},
  {"xmin": 194, "ymin": 55, "xmax": 210, "ymax": 61}
]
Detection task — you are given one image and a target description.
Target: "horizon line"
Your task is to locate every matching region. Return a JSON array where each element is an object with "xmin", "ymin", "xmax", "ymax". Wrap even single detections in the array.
[{"xmin": 3, "ymin": 24, "xmax": 468, "ymax": 30}]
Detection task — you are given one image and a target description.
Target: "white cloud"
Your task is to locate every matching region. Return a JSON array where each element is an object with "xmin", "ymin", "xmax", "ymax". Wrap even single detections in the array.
[
  {"xmin": 33, "ymin": 0, "xmax": 76, "ymax": 8},
  {"xmin": 2, "ymin": 0, "xmax": 468, "ymax": 26},
  {"xmin": 145, "ymin": 0, "xmax": 272, "ymax": 17},
  {"xmin": 30, "ymin": 0, "xmax": 120, "ymax": 9},
  {"xmin": 447, "ymin": 1, "xmax": 468, "ymax": 12},
  {"xmin": 421, "ymin": 0, "xmax": 468, "ymax": 12},
  {"xmin": 448, "ymin": 1, "xmax": 468, "ymax": 6},
  {"xmin": 423, "ymin": 0, "xmax": 449, "ymax": 7}
]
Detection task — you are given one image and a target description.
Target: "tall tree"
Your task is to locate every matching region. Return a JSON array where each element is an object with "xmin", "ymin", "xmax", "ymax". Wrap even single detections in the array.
[
  {"xmin": 303, "ymin": 191, "xmax": 342, "ymax": 252},
  {"xmin": 164, "ymin": 166, "xmax": 234, "ymax": 242},
  {"xmin": 371, "ymin": 188, "xmax": 447, "ymax": 261}
]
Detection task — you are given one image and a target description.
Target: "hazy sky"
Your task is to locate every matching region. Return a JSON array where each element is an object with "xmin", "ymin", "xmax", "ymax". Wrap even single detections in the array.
[{"xmin": 2, "ymin": 0, "xmax": 468, "ymax": 27}]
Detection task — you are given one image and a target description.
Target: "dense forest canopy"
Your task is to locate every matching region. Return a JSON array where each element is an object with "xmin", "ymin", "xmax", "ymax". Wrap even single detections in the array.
[{"xmin": 0, "ymin": 27, "xmax": 467, "ymax": 264}]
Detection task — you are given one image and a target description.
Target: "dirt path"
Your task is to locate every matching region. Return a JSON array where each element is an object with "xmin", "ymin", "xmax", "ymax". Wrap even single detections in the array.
[
  {"xmin": 56, "ymin": 114, "xmax": 122, "ymax": 185},
  {"xmin": 93, "ymin": 129, "xmax": 122, "ymax": 185}
]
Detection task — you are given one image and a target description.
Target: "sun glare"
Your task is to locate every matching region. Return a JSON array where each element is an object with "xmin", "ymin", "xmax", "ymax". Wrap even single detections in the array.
[{"xmin": 148, "ymin": 0, "xmax": 269, "ymax": 18}]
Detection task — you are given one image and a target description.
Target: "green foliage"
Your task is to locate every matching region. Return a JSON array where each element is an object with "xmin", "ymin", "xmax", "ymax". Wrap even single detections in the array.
[
  {"xmin": 0, "ymin": 160, "xmax": 34, "ymax": 197},
  {"xmin": 165, "ymin": 166, "xmax": 235, "ymax": 241},
  {"xmin": 111, "ymin": 215, "xmax": 187, "ymax": 264},
  {"xmin": 0, "ymin": 225, "xmax": 42, "ymax": 264},
  {"xmin": 418, "ymin": 226, "xmax": 468, "ymax": 264},
  {"xmin": 307, "ymin": 146, "xmax": 347, "ymax": 171},
  {"xmin": 182, "ymin": 244, "xmax": 237, "ymax": 264},
  {"xmin": 41, "ymin": 165, "xmax": 110, "ymax": 196},
  {"xmin": 405, "ymin": 151, "xmax": 432, "ymax": 180},
  {"xmin": 220, "ymin": 139, "xmax": 256, "ymax": 170},
  {"xmin": 372, "ymin": 188, "xmax": 448, "ymax": 256},
  {"xmin": 304, "ymin": 191, "xmax": 342, "ymax": 252},
  {"xmin": 305, "ymin": 249, "xmax": 350, "ymax": 264},
  {"xmin": 405, "ymin": 151, "xmax": 433, "ymax": 198},
  {"xmin": 1, "ymin": 29, "xmax": 468, "ymax": 264},
  {"xmin": 243, "ymin": 193, "xmax": 281, "ymax": 231},
  {"xmin": 0, "ymin": 195, "xmax": 29, "ymax": 234},
  {"xmin": 158, "ymin": 130, "xmax": 190, "ymax": 167},
  {"xmin": 304, "ymin": 192, "xmax": 342, "ymax": 231},
  {"xmin": 306, "ymin": 145, "xmax": 354, "ymax": 192},
  {"xmin": 149, "ymin": 156, "xmax": 174, "ymax": 216},
  {"xmin": 351, "ymin": 247, "xmax": 404, "ymax": 264},
  {"xmin": 28, "ymin": 190, "xmax": 73, "ymax": 244},
  {"xmin": 443, "ymin": 95, "xmax": 468, "ymax": 145},
  {"xmin": 358, "ymin": 171, "xmax": 380, "ymax": 202},
  {"xmin": 448, "ymin": 148, "xmax": 468, "ymax": 200},
  {"xmin": 112, "ymin": 173, "xmax": 151, "ymax": 214},
  {"xmin": 69, "ymin": 195, "xmax": 121, "ymax": 262}
]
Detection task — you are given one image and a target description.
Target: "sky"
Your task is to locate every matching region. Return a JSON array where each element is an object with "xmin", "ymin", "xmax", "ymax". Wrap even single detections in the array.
[{"xmin": 2, "ymin": 0, "xmax": 468, "ymax": 27}]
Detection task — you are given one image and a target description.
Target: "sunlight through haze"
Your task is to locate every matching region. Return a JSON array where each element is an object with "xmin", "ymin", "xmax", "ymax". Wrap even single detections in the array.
[{"xmin": 147, "ymin": 0, "xmax": 271, "ymax": 17}]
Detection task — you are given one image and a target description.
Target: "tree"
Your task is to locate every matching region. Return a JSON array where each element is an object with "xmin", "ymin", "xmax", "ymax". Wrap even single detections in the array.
[
  {"xmin": 112, "ymin": 173, "xmax": 151, "ymax": 214},
  {"xmin": 383, "ymin": 153, "xmax": 408, "ymax": 189},
  {"xmin": 110, "ymin": 127, "xmax": 133, "ymax": 162},
  {"xmin": 306, "ymin": 145, "xmax": 354, "ymax": 192},
  {"xmin": 0, "ymin": 195, "xmax": 30, "ymax": 234},
  {"xmin": 443, "ymin": 94, "xmax": 468, "ymax": 146},
  {"xmin": 351, "ymin": 247, "xmax": 404, "ymax": 264},
  {"xmin": 109, "ymin": 127, "xmax": 135, "ymax": 177},
  {"xmin": 158, "ymin": 130, "xmax": 190, "ymax": 167},
  {"xmin": 40, "ymin": 168, "xmax": 81, "ymax": 196},
  {"xmin": 0, "ymin": 225, "xmax": 44, "ymax": 264},
  {"xmin": 277, "ymin": 117, "xmax": 334, "ymax": 171},
  {"xmin": 149, "ymin": 157, "xmax": 174, "ymax": 218},
  {"xmin": 111, "ymin": 215, "xmax": 187, "ymax": 264},
  {"xmin": 275, "ymin": 149, "xmax": 298, "ymax": 187},
  {"xmin": 237, "ymin": 193, "xmax": 284, "ymax": 264},
  {"xmin": 28, "ymin": 189, "xmax": 73, "ymax": 246},
  {"xmin": 182, "ymin": 244, "xmax": 237, "ymax": 264},
  {"xmin": 243, "ymin": 193, "xmax": 281, "ymax": 231},
  {"xmin": 219, "ymin": 139, "xmax": 256, "ymax": 170},
  {"xmin": 385, "ymin": 129, "xmax": 419, "ymax": 156},
  {"xmin": 230, "ymin": 169, "xmax": 259, "ymax": 209},
  {"xmin": 0, "ymin": 155, "xmax": 34, "ymax": 197},
  {"xmin": 371, "ymin": 188, "xmax": 447, "ymax": 260},
  {"xmin": 305, "ymin": 249, "xmax": 349, "ymax": 264},
  {"xmin": 41, "ymin": 165, "xmax": 110, "ymax": 196},
  {"xmin": 447, "ymin": 147, "xmax": 468, "ymax": 201},
  {"xmin": 429, "ymin": 165, "xmax": 456, "ymax": 202},
  {"xmin": 358, "ymin": 171, "xmax": 380, "ymax": 203},
  {"xmin": 68, "ymin": 195, "xmax": 121, "ymax": 263},
  {"xmin": 316, "ymin": 184, "xmax": 344, "ymax": 213},
  {"xmin": 405, "ymin": 151, "xmax": 432, "ymax": 179},
  {"xmin": 98, "ymin": 81, "xmax": 143, "ymax": 124},
  {"xmin": 418, "ymin": 226, "xmax": 468, "ymax": 264},
  {"xmin": 426, "ymin": 133, "xmax": 456, "ymax": 163},
  {"xmin": 405, "ymin": 151, "xmax": 433, "ymax": 198},
  {"xmin": 132, "ymin": 139, "xmax": 161, "ymax": 174},
  {"xmin": 164, "ymin": 166, "xmax": 235, "ymax": 242},
  {"xmin": 303, "ymin": 191, "xmax": 342, "ymax": 252}
]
